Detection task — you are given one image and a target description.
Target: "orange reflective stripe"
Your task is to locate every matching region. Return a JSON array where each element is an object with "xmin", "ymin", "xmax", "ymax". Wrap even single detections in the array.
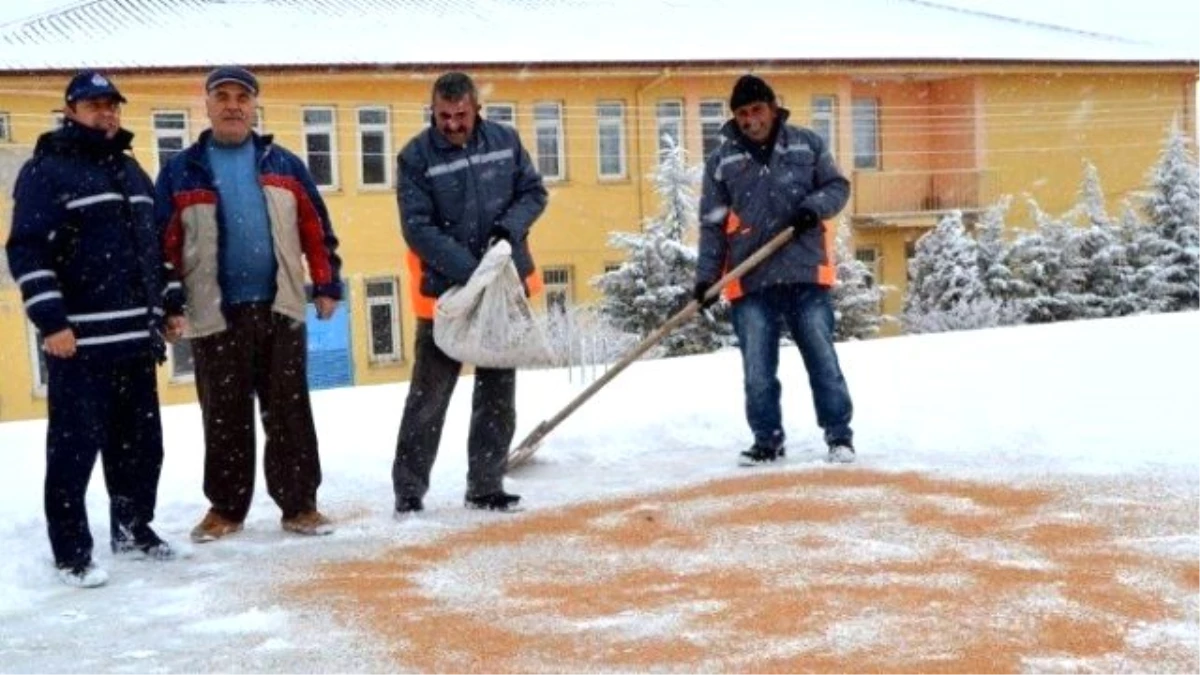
[
  {"xmin": 405, "ymin": 250, "xmax": 436, "ymax": 319},
  {"xmin": 816, "ymin": 220, "xmax": 836, "ymax": 287},
  {"xmin": 724, "ymin": 211, "xmax": 742, "ymax": 235},
  {"xmin": 722, "ymin": 277, "xmax": 744, "ymax": 301},
  {"xmin": 525, "ymin": 266, "xmax": 544, "ymax": 297},
  {"xmin": 406, "ymin": 250, "xmax": 542, "ymax": 318}
]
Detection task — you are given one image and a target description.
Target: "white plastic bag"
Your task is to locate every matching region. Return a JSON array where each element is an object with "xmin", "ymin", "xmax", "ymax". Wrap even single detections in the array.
[{"xmin": 433, "ymin": 240, "xmax": 554, "ymax": 368}]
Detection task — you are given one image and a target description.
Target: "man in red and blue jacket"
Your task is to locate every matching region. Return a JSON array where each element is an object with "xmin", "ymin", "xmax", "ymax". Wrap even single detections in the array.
[
  {"xmin": 155, "ymin": 66, "xmax": 343, "ymax": 543},
  {"xmin": 6, "ymin": 71, "xmax": 175, "ymax": 588}
]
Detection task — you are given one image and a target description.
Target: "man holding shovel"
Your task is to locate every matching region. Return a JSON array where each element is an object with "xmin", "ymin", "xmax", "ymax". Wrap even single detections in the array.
[{"xmin": 694, "ymin": 74, "xmax": 856, "ymax": 466}]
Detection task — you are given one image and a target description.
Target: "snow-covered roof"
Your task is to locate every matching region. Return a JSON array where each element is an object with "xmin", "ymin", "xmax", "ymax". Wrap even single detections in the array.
[{"xmin": 0, "ymin": 0, "xmax": 1195, "ymax": 72}]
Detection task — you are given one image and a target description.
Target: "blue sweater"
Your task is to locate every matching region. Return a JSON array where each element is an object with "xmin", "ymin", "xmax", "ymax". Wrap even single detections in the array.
[{"xmin": 208, "ymin": 137, "xmax": 276, "ymax": 304}]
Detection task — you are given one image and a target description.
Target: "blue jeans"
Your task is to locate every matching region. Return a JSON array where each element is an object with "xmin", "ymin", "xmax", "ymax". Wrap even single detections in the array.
[{"xmin": 731, "ymin": 283, "xmax": 854, "ymax": 448}]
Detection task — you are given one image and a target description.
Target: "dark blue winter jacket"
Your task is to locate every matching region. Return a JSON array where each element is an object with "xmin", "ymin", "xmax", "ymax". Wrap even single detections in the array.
[
  {"xmin": 697, "ymin": 110, "xmax": 850, "ymax": 297},
  {"xmin": 6, "ymin": 120, "xmax": 167, "ymax": 362},
  {"xmin": 398, "ymin": 118, "xmax": 547, "ymax": 318}
]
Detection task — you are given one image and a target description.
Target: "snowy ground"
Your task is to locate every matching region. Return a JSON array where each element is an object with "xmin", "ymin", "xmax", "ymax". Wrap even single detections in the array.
[{"xmin": 0, "ymin": 311, "xmax": 1197, "ymax": 672}]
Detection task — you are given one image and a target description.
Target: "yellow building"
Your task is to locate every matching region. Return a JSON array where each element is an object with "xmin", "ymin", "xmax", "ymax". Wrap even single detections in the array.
[{"xmin": 0, "ymin": 0, "xmax": 1195, "ymax": 421}]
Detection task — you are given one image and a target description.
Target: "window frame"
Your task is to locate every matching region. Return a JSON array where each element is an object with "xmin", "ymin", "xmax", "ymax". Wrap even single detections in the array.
[
  {"xmin": 852, "ymin": 97, "xmax": 881, "ymax": 170},
  {"xmin": 151, "ymin": 110, "xmax": 189, "ymax": 173},
  {"xmin": 811, "ymin": 95, "xmax": 838, "ymax": 157},
  {"xmin": 356, "ymin": 105, "xmax": 392, "ymax": 189},
  {"xmin": 301, "ymin": 106, "xmax": 339, "ymax": 189},
  {"xmin": 26, "ymin": 322, "xmax": 48, "ymax": 397},
  {"xmin": 698, "ymin": 99, "xmax": 726, "ymax": 160},
  {"xmin": 0, "ymin": 112, "xmax": 11, "ymax": 142},
  {"xmin": 542, "ymin": 266, "xmax": 573, "ymax": 313},
  {"xmin": 854, "ymin": 246, "xmax": 880, "ymax": 289},
  {"xmin": 595, "ymin": 100, "xmax": 627, "ymax": 180},
  {"xmin": 365, "ymin": 276, "xmax": 403, "ymax": 363},
  {"xmin": 484, "ymin": 102, "xmax": 516, "ymax": 128},
  {"xmin": 533, "ymin": 101, "xmax": 565, "ymax": 182},
  {"xmin": 168, "ymin": 339, "xmax": 195, "ymax": 383},
  {"xmin": 656, "ymin": 99, "xmax": 685, "ymax": 160}
]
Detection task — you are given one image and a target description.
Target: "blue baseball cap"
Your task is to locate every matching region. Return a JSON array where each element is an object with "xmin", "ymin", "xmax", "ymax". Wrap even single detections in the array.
[
  {"xmin": 205, "ymin": 66, "xmax": 259, "ymax": 96},
  {"xmin": 64, "ymin": 70, "xmax": 127, "ymax": 105}
]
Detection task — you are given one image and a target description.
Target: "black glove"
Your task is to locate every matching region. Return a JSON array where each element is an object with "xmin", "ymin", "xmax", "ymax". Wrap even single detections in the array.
[
  {"xmin": 488, "ymin": 225, "xmax": 511, "ymax": 247},
  {"xmin": 693, "ymin": 280, "xmax": 717, "ymax": 309},
  {"xmin": 792, "ymin": 207, "xmax": 820, "ymax": 237}
]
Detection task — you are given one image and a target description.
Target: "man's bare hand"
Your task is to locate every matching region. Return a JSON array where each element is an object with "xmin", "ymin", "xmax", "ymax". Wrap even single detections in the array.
[
  {"xmin": 315, "ymin": 296, "xmax": 338, "ymax": 320},
  {"xmin": 43, "ymin": 328, "xmax": 77, "ymax": 358},
  {"xmin": 165, "ymin": 315, "xmax": 188, "ymax": 343}
]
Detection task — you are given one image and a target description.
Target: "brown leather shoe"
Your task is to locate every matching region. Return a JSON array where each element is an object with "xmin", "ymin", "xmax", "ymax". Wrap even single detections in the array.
[
  {"xmin": 190, "ymin": 510, "xmax": 244, "ymax": 543},
  {"xmin": 281, "ymin": 510, "xmax": 334, "ymax": 536}
]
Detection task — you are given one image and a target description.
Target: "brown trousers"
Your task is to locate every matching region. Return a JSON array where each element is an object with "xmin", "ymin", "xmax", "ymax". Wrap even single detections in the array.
[{"xmin": 192, "ymin": 303, "xmax": 322, "ymax": 521}]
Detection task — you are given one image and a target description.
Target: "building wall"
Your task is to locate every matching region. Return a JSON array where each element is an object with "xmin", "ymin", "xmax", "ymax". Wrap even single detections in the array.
[{"xmin": 0, "ymin": 64, "xmax": 1195, "ymax": 420}]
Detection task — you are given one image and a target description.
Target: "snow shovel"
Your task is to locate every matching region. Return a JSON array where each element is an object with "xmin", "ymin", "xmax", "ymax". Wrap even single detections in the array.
[{"xmin": 507, "ymin": 226, "xmax": 798, "ymax": 470}]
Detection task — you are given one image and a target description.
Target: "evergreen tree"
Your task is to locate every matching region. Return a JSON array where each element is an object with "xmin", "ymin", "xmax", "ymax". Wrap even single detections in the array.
[
  {"xmin": 902, "ymin": 211, "xmax": 1004, "ymax": 332},
  {"xmin": 1142, "ymin": 122, "xmax": 1200, "ymax": 311},
  {"xmin": 1006, "ymin": 199, "xmax": 1089, "ymax": 323},
  {"xmin": 831, "ymin": 219, "xmax": 886, "ymax": 341},
  {"xmin": 973, "ymin": 196, "xmax": 1019, "ymax": 302},
  {"xmin": 593, "ymin": 138, "xmax": 730, "ymax": 356}
]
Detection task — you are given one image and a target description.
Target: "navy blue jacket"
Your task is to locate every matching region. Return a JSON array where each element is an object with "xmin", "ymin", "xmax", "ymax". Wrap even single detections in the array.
[
  {"xmin": 697, "ymin": 110, "xmax": 850, "ymax": 296},
  {"xmin": 6, "ymin": 121, "xmax": 166, "ymax": 362},
  {"xmin": 398, "ymin": 118, "xmax": 547, "ymax": 315}
]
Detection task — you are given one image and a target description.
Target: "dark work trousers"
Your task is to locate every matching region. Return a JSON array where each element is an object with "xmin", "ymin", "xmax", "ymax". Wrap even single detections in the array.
[
  {"xmin": 191, "ymin": 304, "xmax": 321, "ymax": 522},
  {"xmin": 393, "ymin": 319, "xmax": 516, "ymax": 503},
  {"xmin": 44, "ymin": 352, "xmax": 163, "ymax": 568}
]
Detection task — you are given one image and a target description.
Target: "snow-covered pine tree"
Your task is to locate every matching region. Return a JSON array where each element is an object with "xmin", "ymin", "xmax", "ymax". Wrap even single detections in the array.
[
  {"xmin": 973, "ymin": 196, "xmax": 1019, "ymax": 303},
  {"xmin": 1062, "ymin": 160, "xmax": 1140, "ymax": 318},
  {"xmin": 1141, "ymin": 122, "xmax": 1200, "ymax": 311},
  {"xmin": 831, "ymin": 219, "xmax": 886, "ymax": 340},
  {"xmin": 1117, "ymin": 202, "xmax": 1173, "ymax": 314},
  {"xmin": 1005, "ymin": 198, "xmax": 1092, "ymax": 323},
  {"xmin": 902, "ymin": 211, "xmax": 1002, "ymax": 333},
  {"xmin": 593, "ymin": 137, "xmax": 730, "ymax": 356}
]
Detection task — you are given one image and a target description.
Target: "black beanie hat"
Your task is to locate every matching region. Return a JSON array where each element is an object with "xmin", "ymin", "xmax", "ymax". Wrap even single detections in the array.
[{"xmin": 729, "ymin": 74, "xmax": 776, "ymax": 111}]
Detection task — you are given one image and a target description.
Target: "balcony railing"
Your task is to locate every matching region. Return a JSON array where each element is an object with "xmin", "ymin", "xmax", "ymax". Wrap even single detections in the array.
[{"xmin": 851, "ymin": 168, "xmax": 998, "ymax": 220}]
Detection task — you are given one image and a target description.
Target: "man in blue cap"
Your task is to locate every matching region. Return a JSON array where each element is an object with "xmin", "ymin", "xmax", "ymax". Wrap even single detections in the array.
[
  {"xmin": 156, "ymin": 66, "xmax": 343, "ymax": 543},
  {"xmin": 6, "ymin": 71, "xmax": 175, "ymax": 588}
]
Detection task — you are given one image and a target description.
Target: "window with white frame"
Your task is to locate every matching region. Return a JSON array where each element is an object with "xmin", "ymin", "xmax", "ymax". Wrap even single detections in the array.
[
  {"xmin": 26, "ymin": 322, "xmax": 48, "ymax": 396},
  {"xmin": 854, "ymin": 246, "xmax": 879, "ymax": 288},
  {"xmin": 484, "ymin": 103, "xmax": 515, "ymax": 128},
  {"xmin": 699, "ymin": 100, "xmax": 726, "ymax": 159},
  {"xmin": 542, "ymin": 266, "xmax": 572, "ymax": 314},
  {"xmin": 422, "ymin": 105, "xmax": 432, "ymax": 126},
  {"xmin": 656, "ymin": 100, "xmax": 684, "ymax": 159},
  {"xmin": 302, "ymin": 107, "xmax": 338, "ymax": 188},
  {"xmin": 357, "ymin": 106, "xmax": 391, "ymax": 188},
  {"xmin": 152, "ymin": 111, "xmax": 188, "ymax": 173},
  {"xmin": 52, "ymin": 112, "xmax": 65, "ymax": 129},
  {"xmin": 366, "ymin": 277, "xmax": 402, "ymax": 362},
  {"xmin": 170, "ymin": 340, "xmax": 194, "ymax": 380},
  {"xmin": 811, "ymin": 95, "xmax": 837, "ymax": 156},
  {"xmin": 253, "ymin": 106, "xmax": 264, "ymax": 133},
  {"xmin": 595, "ymin": 101, "xmax": 626, "ymax": 179},
  {"xmin": 533, "ymin": 102, "xmax": 564, "ymax": 181},
  {"xmin": 0, "ymin": 112, "xmax": 11, "ymax": 141},
  {"xmin": 852, "ymin": 98, "xmax": 880, "ymax": 170}
]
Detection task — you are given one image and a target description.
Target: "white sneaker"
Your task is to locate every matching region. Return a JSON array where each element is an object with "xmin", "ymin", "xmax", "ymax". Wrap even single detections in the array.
[
  {"xmin": 827, "ymin": 443, "xmax": 856, "ymax": 464},
  {"xmin": 57, "ymin": 561, "xmax": 109, "ymax": 588}
]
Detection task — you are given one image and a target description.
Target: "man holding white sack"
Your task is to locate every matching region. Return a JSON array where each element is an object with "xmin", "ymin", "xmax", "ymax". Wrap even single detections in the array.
[{"xmin": 394, "ymin": 71, "xmax": 548, "ymax": 515}]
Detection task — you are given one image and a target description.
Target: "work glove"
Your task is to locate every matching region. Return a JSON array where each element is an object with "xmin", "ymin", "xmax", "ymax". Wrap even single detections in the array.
[
  {"xmin": 792, "ymin": 207, "xmax": 821, "ymax": 237},
  {"xmin": 692, "ymin": 280, "xmax": 717, "ymax": 309},
  {"xmin": 488, "ymin": 225, "xmax": 512, "ymax": 247}
]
